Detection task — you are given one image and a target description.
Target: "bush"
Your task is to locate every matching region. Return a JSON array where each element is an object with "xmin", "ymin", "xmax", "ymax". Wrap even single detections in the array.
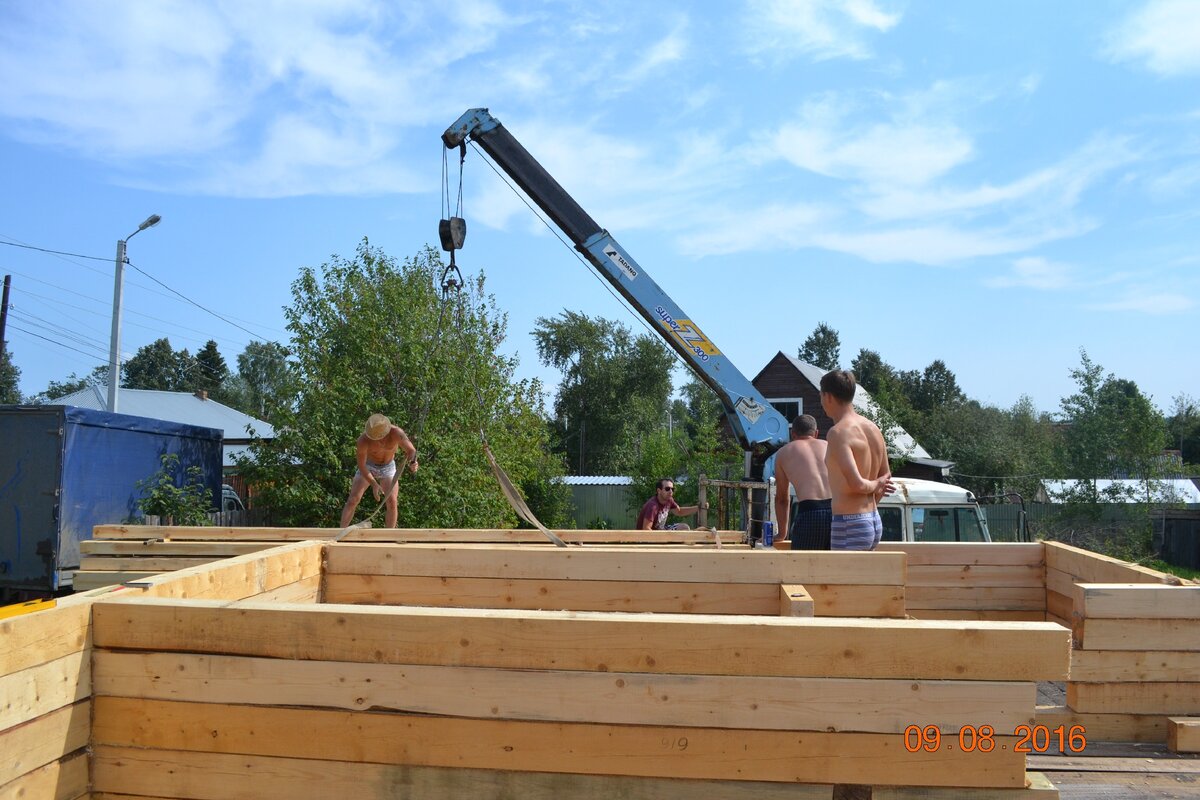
[{"xmin": 135, "ymin": 453, "xmax": 213, "ymax": 526}]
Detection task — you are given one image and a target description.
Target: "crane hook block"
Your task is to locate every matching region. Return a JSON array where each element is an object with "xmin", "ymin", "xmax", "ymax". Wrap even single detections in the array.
[{"xmin": 439, "ymin": 217, "xmax": 467, "ymax": 252}]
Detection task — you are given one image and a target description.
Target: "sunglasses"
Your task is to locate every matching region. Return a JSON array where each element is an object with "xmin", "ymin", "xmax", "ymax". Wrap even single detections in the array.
[{"xmin": 661, "ymin": 486, "xmax": 675, "ymax": 492}]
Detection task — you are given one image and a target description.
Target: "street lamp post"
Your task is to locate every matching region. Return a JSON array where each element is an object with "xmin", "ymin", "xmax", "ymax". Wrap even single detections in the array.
[{"xmin": 107, "ymin": 214, "xmax": 161, "ymax": 413}]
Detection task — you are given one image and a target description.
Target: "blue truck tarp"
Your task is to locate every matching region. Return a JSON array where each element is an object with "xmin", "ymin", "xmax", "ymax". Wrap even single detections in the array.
[{"xmin": 0, "ymin": 405, "xmax": 222, "ymax": 597}]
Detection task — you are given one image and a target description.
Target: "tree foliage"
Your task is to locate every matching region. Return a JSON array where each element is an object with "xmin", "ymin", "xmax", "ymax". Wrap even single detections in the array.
[
  {"xmin": 1167, "ymin": 393, "xmax": 1200, "ymax": 466},
  {"xmin": 534, "ymin": 311, "xmax": 675, "ymax": 475},
  {"xmin": 192, "ymin": 340, "xmax": 229, "ymax": 396},
  {"xmin": 0, "ymin": 343, "xmax": 20, "ymax": 403},
  {"xmin": 239, "ymin": 241, "xmax": 571, "ymax": 529},
  {"xmin": 798, "ymin": 322, "xmax": 841, "ymax": 370},
  {"xmin": 134, "ymin": 453, "xmax": 213, "ymax": 525},
  {"xmin": 122, "ymin": 338, "xmax": 193, "ymax": 391},
  {"xmin": 223, "ymin": 341, "xmax": 293, "ymax": 424},
  {"xmin": 35, "ymin": 364, "xmax": 110, "ymax": 402}
]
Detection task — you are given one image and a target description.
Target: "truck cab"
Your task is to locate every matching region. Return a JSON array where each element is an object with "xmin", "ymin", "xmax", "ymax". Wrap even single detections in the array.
[{"xmin": 878, "ymin": 478, "xmax": 992, "ymax": 543}]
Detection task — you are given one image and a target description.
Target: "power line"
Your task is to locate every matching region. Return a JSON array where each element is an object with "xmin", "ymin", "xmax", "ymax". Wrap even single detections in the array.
[
  {"xmin": 0, "ymin": 238, "xmax": 112, "ymax": 262},
  {"xmin": 7, "ymin": 323, "xmax": 111, "ymax": 361},
  {"xmin": 125, "ymin": 259, "xmax": 277, "ymax": 341}
]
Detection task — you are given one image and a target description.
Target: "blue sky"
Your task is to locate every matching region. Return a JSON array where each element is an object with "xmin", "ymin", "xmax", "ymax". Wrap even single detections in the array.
[{"xmin": 0, "ymin": 0, "xmax": 1196, "ymax": 419}]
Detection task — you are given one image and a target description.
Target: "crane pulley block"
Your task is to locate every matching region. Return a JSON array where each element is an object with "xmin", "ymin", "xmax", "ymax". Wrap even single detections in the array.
[{"xmin": 439, "ymin": 217, "xmax": 466, "ymax": 252}]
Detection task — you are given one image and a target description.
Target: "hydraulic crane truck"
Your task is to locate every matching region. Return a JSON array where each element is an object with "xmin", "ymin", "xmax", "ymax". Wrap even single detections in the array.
[{"xmin": 442, "ymin": 109, "xmax": 790, "ymax": 509}]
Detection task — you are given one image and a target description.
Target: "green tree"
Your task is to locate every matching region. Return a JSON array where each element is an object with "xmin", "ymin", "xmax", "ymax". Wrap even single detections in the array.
[
  {"xmin": 35, "ymin": 364, "xmax": 109, "ymax": 402},
  {"xmin": 224, "ymin": 341, "xmax": 294, "ymax": 424},
  {"xmin": 123, "ymin": 338, "xmax": 193, "ymax": 391},
  {"xmin": 1167, "ymin": 393, "xmax": 1200, "ymax": 466},
  {"xmin": 534, "ymin": 311, "xmax": 675, "ymax": 474},
  {"xmin": 134, "ymin": 453, "xmax": 214, "ymax": 525},
  {"xmin": 798, "ymin": 322, "xmax": 841, "ymax": 370},
  {"xmin": 240, "ymin": 240, "xmax": 571, "ymax": 529},
  {"xmin": 850, "ymin": 348, "xmax": 897, "ymax": 396},
  {"xmin": 0, "ymin": 344, "xmax": 20, "ymax": 403},
  {"xmin": 192, "ymin": 340, "xmax": 229, "ymax": 396}
]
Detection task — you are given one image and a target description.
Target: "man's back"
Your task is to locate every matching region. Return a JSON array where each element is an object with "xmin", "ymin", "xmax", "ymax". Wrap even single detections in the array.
[
  {"xmin": 775, "ymin": 438, "xmax": 830, "ymax": 502},
  {"xmin": 826, "ymin": 415, "xmax": 887, "ymax": 515}
]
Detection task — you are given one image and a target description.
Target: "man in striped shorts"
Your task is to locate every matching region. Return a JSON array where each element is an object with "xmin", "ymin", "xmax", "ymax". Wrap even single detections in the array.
[{"xmin": 820, "ymin": 370, "xmax": 893, "ymax": 551}]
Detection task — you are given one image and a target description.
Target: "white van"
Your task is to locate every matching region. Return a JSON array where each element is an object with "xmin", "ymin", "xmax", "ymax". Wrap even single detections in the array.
[{"xmin": 878, "ymin": 478, "xmax": 992, "ymax": 543}]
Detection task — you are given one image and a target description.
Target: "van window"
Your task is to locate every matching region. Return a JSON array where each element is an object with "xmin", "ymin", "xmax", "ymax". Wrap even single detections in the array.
[
  {"xmin": 911, "ymin": 507, "xmax": 987, "ymax": 542},
  {"xmin": 879, "ymin": 506, "xmax": 903, "ymax": 541}
]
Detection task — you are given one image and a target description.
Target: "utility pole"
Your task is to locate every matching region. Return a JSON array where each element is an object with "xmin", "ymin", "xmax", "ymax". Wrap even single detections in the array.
[
  {"xmin": 108, "ymin": 214, "xmax": 162, "ymax": 412},
  {"xmin": 0, "ymin": 274, "xmax": 10, "ymax": 346}
]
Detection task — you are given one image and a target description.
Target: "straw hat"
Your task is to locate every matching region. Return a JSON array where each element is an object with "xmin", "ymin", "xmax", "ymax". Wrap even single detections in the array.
[{"xmin": 364, "ymin": 413, "xmax": 392, "ymax": 440}]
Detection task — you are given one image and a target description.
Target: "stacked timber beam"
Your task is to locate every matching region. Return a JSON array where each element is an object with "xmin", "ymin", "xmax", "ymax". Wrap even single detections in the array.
[
  {"xmin": 878, "ymin": 542, "xmax": 1047, "ymax": 621},
  {"xmin": 75, "ymin": 525, "xmax": 744, "ymax": 590},
  {"xmin": 0, "ymin": 540, "xmax": 322, "ymax": 799},
  {"xmin": 84, "ymin": 543, "xmax": 1068, "ymax": 798}
]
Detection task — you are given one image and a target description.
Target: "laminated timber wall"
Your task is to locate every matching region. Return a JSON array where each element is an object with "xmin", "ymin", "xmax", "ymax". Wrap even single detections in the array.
[
  {"xmin": 0, "ymin": 540, "xmax": 322, "ymax": 800},
  {"xmin": 82, "ymin": 543, "xmax": 1070, "ymax": 799},
  {"xmin": 75, "ymin": 525, "xmax": 743, "ymax": 590}
]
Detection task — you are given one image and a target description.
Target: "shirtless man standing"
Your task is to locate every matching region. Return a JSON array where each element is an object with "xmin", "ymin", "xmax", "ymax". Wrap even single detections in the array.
[
  {"xmin": 820, "ymin": 370, "xmax": 892, "ymax": 551},
  {"xmin": 340, "ymin": 413, "xmax": 418, "ymax": 529},
  {"xmin": 772, "ymin": 414, "xmax": 832, "ymax": 550}
]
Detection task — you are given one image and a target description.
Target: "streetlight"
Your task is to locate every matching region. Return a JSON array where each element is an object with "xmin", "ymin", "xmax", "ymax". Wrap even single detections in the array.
[{"xmin": 107, "ymin": 214, "xmax": 161, "ymax": 413}]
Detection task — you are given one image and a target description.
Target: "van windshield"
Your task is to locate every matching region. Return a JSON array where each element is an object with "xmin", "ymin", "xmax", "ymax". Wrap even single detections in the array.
[{"xmin": 912, "ymin": 507, "xmax": 987, "ymax": 542}]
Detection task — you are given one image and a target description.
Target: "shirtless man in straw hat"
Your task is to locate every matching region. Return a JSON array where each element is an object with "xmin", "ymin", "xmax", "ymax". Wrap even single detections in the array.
[{"xmin": 340, "ymin": 413, "xmax": 418, "ymax": 529}]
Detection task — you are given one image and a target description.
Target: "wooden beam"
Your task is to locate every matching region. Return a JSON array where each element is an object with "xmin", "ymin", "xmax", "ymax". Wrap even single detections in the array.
[
  {"xmin": 0, "ymin": 601, "xmax": 91, "ymax": 675},
  {"xmin": 1073, "ymin": 584, "xmax": 1200, "ymax": 619},
  {"xmin": 91, "ymin": 599, "xmax": 1071, "ymax": 680},
  {"xmin": 324, "ymin": 543, "xmax": 907, "ymax": 585},
  {"xmin": 878, "ymin": 542, "xmax": 1045, "ymax": 567},
  {"xmin": 1070, "ymin": 650, "xmax": 1200, "ymax": 683},
  {"xmin": 1067, "ymin": 682, "xmax": 1200, "ymax": 715},
  {"xmin": 120, "ymin": 540, "xmax": 323, "ymax": 601},
  {"xmin": 91, "ymin": 746, "xmax": 832, "ymax": 800},
  {"xmin": 0, "ymin": 650, "xmax": 90, "ymax": 732},
  {"xmin": 92, "ymin": 525, "xmax": 744, "ymax": 544},
  {"xmin": 1043, "ymin": 542, "xmax": 1179, "ymax": 585},
  {"xmin": 1045, "ymin": 591, "xmax": 1072, "ymax": 625},
  {"xmin": 80, "ymin": 555, "xmax": 224, "ymax": 571},
  {"xmin": 1074, "ymin": 619, "xmax": 1200, "ymax": 651},
  {"xmin": 230, "ymin": 573, "xmax": 322, "ymax": 604},
  {"xmin": 1168, "ymin": 717, "xmax": 1200, "ymax": 753},
  {"xmin": 91, "ymin": 697, "xmax": 1027, "ymax": 787},
  {"xmin": 81, "ymin": 540, "xmax": 275, "ymax": 556},
  {"xmin": 93, "ymin": 651, "xmax": 1036, "ymax": 734},
  {"xmin": 779, "ymin": 585, "xmax": 815, "ymax": 617},
  {"xmin": 873, "ymin": 771, "xmax": 1059, "ymax": 799},
  {"xmin": 1035, "ymin": 705, "xmax": 1167, "ymax": 744},
  {"xmin": 905, "ymin": 586, "xmax": 1045, "ymax": 612},
  {"xmin": 73, "ymin": 571, "xmax": 160, "ymax": 591},
  {"xmin": 0, "ymin": 751, "xmax": 88, "ymax": 800},
  {"xmin": 905, "ymin": 610, "xmax": 1046, "ymax": 622},
  {"xmin": 905, "ymin": 565, "xmax": 1045, "ymax": 588},
  {"xmin": 0, "ymin": 699, "xmax": 89, "ymax": 786}
]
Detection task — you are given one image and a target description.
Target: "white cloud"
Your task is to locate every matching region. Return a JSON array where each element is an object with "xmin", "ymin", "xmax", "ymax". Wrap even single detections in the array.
[
  {"xmin": 812, "ymin": 220, "xmax": 1093, "ymax": 265},
  {"xmin": 618, "ymin": 21, "xmax": 689, "ymax": 87},
  {"xmin": 742, "ymin": 0, "xmax": 901, "ymax": 62},
  {"xmin": 1104, "ymin": 0, "xmax": 1200, "ymax": 76},
  {"xmin": 986, "ymin": 257, "xmax": 1076, "ymax": 290},
  {"xmin": 1091, "ymin": 293, "xmax": 1195, "ymax": 314}
]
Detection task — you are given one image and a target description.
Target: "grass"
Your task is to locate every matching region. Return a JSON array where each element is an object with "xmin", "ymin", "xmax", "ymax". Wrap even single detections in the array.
[{"xmin": 1143, "ymin": 559, "xmax": 1200, "ymax": 582}]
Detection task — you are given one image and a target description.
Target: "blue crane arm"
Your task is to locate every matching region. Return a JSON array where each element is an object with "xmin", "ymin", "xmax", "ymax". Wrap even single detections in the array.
[{"xmin": 443, "ymin": 108, "xmax": 789, "ymax": 451}]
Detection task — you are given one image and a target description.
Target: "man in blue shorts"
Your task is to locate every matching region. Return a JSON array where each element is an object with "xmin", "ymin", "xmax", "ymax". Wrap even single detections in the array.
[{"xmin": 820, "ymin": 371, "xmax": 893, "ymax": 551}]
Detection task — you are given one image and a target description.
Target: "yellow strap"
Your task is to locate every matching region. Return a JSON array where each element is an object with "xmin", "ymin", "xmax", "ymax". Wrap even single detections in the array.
[{"xmin": 0, "ymin": 597, "xmax": 57, "ymax": 620}]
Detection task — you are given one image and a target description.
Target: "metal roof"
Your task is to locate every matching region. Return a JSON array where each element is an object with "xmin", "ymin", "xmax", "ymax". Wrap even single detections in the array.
[
  {"xmin": 558, "ymin": 475, "xmax": 635, "ymax": 486},
  {"xmin": 1042, "ymin": 479, "xmax": 1200, "ymax": 505}
]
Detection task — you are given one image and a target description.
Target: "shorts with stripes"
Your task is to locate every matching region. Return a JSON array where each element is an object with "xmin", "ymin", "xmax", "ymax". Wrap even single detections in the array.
[
  {"xmin": 831, "ymin": 511, "xmax": 883, "ymax": 551},
  {"xmin": 788, "ymin": 498, "xmax": 832, "ymax": 550}
]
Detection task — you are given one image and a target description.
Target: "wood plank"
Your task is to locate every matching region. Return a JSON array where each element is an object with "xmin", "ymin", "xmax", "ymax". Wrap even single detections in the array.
[
  {"xmin": 1168, "ymin": 718, "xmax": 1200, "ymax": 753},
  {"xmin": 1045, "ymin": 590, "xmax": 1073, "ymax": 624},
  {"xmin": 913, "ymin": 610, "xmax": 1045, "ymax": 622},
  {"xmin": 1043, "ymin": 543, "xmax": 1180, "ymax": 586},
  {"xmin": 1032, "ymin": 770, "xmax": 1200, "ymax": 798},
  {"xmin": 1070, "ymin": 651, "xmax": 1200, "ymax": 683},
  {"xmin": 1068, "ymin": 683, "xmax": 1200, "ymax": 715},
  {"xmin": 796, "ymin": 584, "xmax": 905, "ymax": 617},
  {"xmin": 230, "ymin": 574, "xmax": 322, "ymax": 604},
  {"xmin": 877, "ymin": 542, "xmax": 1046, "ymax": 567},
  {"xmin": 1035, "ymin": 705, "xmax": 1168, "ymax": 744},
  {"xmin": 780, "ymin": 584, "xmax": 815, "ymax": 617},
  {"xmin": 1044, "ymin": 569, "xmax": 1077, "ymax": 601},
  {"xmin": 91, "ymin": 697, "xmax": 1027, "ymax": 787},
  {"xmin": 873, "ymin": 772, "xmax": 1059, "ymax": 799},
  {"xmin": 324, "ymin": 575, "xmax": 781, "ymax": 614},
  {"xmin": 1026, "ymin": 754, "xmax": 1200, "ymax": 773},
  {"xmin": 0, "ymin": 700, "xmax": 89, "ymax": 786},
  {"xmin": 91, "ymin": 746, "xmax": 831, "ymax": 800},
  {"xmin": 91, "ymin": 598, "xmax": 1071, "ymax": 680},
  {"xmin": 0, "ymin": 650, "xmax": 91, "ymax": 732},
  {"xmin": 124, "ymin": 540, "xmax": 323, "ymax": 601},
  {"xmin": 72, "ymin": 571, "xmax": 159, "ymax": 591},
  {"xmin": 92, "ymin": 525, "xmax": 744, "ymax": 544},
  {"xmin": 80, "ymin": 555, "xmax": 223, "ymax": 571},
  {"xmin": 0, "ymin": 751, "xmax": 88, "ymax": 800},
  {"xmin": 81, "ymin": 540, "xmax": 281, "ymax": 556},
  {"xmin": 1075, "ymin": 619, "xmax": 1200, "ymax": 651},
  {"xmin": 324, "ymin": 543, "xmax": 908, "ymax": 585},
  {"xmin": 0, "ymin": 601, "xmax": 91, "ymax": 675},
  {"xmin": 905, "ymin": 586, "xmax": 1045, "ymax": 611},
  {"xmin": 1074, "ymin": 584, "xmax": 1200, "ymax": 620},
  {"xmin": 92, "ymin": 651, "xmax": 1037, "ymax": 734},
  {"xmin": 1046, "ymin": 614, "xmax": 1071, "ymax": 630},
  {"xmin": 905, "ymin": 565, "xmax": 1046, "ymax": 588}
]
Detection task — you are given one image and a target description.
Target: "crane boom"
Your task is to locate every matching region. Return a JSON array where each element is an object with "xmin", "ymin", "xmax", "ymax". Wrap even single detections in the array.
[{"xmin": 443, "ymin": 108, "xmax": 789, "ymax": 453}]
